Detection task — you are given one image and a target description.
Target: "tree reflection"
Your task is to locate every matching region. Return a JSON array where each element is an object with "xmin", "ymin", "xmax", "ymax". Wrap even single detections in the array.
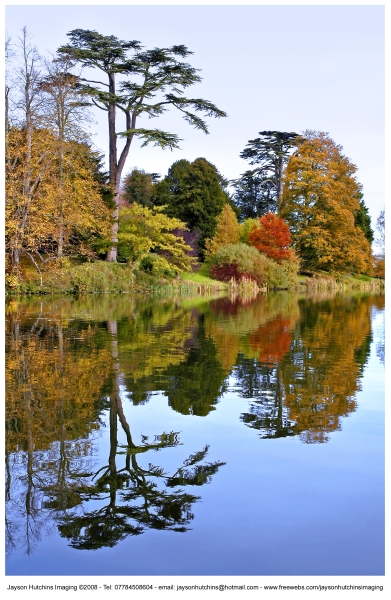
[
  {"xmin": 239, "ymin": 294, "xmax": 377, "ymax": 443},
  {"xmin": 5, "ymin": 306, "xmax": 225, "ymax": 555},
  {"xmin": 237, "ymin": 358, "xmax": 296, "ymax": 439},
  {"xmin": 5, "ymin": 301, "xmax": 112, "ymax": 556},
  {"xmin": 56, "ymin": 338, "xmax": 225, "ymax": 549}
]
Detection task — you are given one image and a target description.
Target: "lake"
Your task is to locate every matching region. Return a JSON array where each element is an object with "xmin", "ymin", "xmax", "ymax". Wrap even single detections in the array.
[{"xmin": 5, "ymin": 290, "xmax": 385, "ymax": 576}]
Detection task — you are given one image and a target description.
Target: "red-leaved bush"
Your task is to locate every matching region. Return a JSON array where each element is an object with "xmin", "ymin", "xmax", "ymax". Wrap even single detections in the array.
[{"xmin": 210, "ymin": 263, "xmax": 259, "ymax": 283}]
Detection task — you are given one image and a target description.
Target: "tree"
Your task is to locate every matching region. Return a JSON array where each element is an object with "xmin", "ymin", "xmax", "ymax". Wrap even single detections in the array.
[
  {"xmin": 373, "ymin": 208, "xmax": 385, "ymax": 278},
  {"xmin": 39, "ymin": 54, "xmax": 95, "ymax": 258},
  {"xmin": 6, "ymin": 127, "xmax": 112, "ymax": 279},
  {"xmin": 6, "ymin": 28, "xmax": 45, "ymax": 270},
  {"xmin": 153, "ymin": 158, "xmax": 230, "ymax": 256},
  {"xmin": 117, "ymin": 204, "xmax": 193, "ymax": 273},
  {"xmin": 205, "ymin": 204, "xmax": 240, "ymax": 258},
  {"xmin": 232, "ymin": 170, "xmax": 277, "ymax": 219},
  {"xmin": 281, "ymin": 131, "xmax": 373, "ymax": 274},
  {"xmin": 376, "ymin": 209, "xmax": 385, "ymax": 259},
  {"xmin": 354, "ymin": 192, "xmax": 374, "ymax": 245},
  {"xmin": 234, "ymin": 131, "xmax": 300, "ymax": 215},
  {"xmin": 249, "ymin": 213, "xmax": 293, "ymax": 263},
  {"xmin": 239, "ymin": 218, "xmax": 259, "ymax": 245},
  {"xmin": 121, "ymin": 168, "xmax": 159, "ymax": 208},
  {"xmin": 58, "ymin": 29, "xmax": 226, "ymax": 262}
]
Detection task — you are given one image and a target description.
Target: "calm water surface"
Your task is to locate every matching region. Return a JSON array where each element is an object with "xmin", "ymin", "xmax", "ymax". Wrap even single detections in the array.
[{"xmin": 5, "ymin": 291, "xmax": 385, "ymax": 576}]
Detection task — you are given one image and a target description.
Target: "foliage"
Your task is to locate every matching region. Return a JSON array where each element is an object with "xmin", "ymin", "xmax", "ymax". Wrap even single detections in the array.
[
  {"xmin": 373, "ymin": 257, "xmax": 385, "ymax": 279},
  {"xmin": 234, "ymin": 131, "xmax": 300, "ymax": 215},
  {"xmin": 267, "ymin": 257, "xmax": 299, "ymax": 290},
  {"xmin": 121, "ymin": 169, "xmax": 160, "ymax": 208},
  {"xmin": 209, "ymin": 242, "xmax": 298, "ymax": 290},
  {"xmin": 231, "ymin": 171, "xmax": 273, "ymax": 219},
  {"xmin": 139, "ymin": 255, "xmax": 177, "ymax": 278},
  {"xmin": 153, "ymin": 158, "xmax": 230, "ymax": 256},
  {"xmin": 281, "ymin": 131, "xmax": 373, "ymax": 274},
  {"xmin": 172, "ymin": 228, "xmax": 201, "ymax": 268},
  {"xmin": 5, "ymin": 127, "xmax": 112, "ymax": 277},
  {"xmin": 210, "ymin": 243, "xmax": 270, "ymax": 286},
  {"xmin": 205, "ymin": 204, "xmax": 240, "ymax": 258},
  {"xmin": 249, "ymin": 213, "xmax": 294, "ymax": 263},
  {"xmin": 354, "ymin": 193, "xmax": 374, "ymax": 244},
  {"xmin": 58, "ymin": 29, "xmax": 226, "ymax": 261},
  {"xmin": 210, "ymin": 263, "xmax": 256, "ymax": 283},
  {"xmin": 117, "ymin": 204, "xmax": 193, "ymax": 273},
  {"xmin": 239, "ymin": 218, "xmax": 259, "ymax": 245}
]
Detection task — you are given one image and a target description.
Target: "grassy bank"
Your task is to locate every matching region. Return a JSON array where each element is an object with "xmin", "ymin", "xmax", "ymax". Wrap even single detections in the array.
[
  {"xmin": 6, "ymin": 260, "xmax": 227, "ymax": 296},
  {"xmin": 301, "ymin": 271, "xmax": 385, "ymax": 292},
  {"xmin": 6, "ymin": 259, "xmax": 384, "ymax": 296}
]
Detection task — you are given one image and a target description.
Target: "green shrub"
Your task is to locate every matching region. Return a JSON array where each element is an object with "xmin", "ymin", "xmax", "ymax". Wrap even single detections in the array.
[
  {"xmin": 210, "ymin": 243, "xmax": 299, "ymax": 290},
  {"xmin": 210, "ymin": 243, "xmax": 270, "ymax": 285},
  {"xmin": 138, "ymin": 254, "xmax": 177, "ymax": 278},
  {"xmin": 267, "ymin": 258, "xmax": 299, "ymax": 290}
]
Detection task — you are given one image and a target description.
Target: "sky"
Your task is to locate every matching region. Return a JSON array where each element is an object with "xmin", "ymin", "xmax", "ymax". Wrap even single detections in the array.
[{"xmin": 5, "ymin": 1, "xmax": 385, "ymax": 224}]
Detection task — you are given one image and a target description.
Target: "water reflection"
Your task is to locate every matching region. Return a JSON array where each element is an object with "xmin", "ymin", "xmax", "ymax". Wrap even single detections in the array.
[{"xmin": 5, "ymin": 291, "xmax": 383, "ymax": 558}]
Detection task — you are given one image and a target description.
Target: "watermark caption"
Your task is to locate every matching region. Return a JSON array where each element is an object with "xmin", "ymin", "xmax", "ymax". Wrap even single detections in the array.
[{"xmin": 6, "ymin": 583, "xmax": 384, "ymax": 593}]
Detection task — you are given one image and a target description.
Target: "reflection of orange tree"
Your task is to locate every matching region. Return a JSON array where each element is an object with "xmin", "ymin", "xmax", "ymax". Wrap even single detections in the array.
[
  {"xmin": 239, "ymin": 295, "xmax": 376, "ymax": 443},
  {"xmin": 206, "ymin": 293, "xmax": 300, "ymax": 374},
  {"xmin": 248, "ymin": 317, "xmax": 295, "ymax": 367},
  {"xmin": 282, "ymin": 296, "xmax": 373, "ymax": 443}
]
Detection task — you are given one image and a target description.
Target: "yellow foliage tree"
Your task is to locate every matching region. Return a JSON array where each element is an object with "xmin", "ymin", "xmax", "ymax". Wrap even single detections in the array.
[
  {"xmin": 205, "ymin": 204, "xmax": 240, "ymax": 258},
  {"xmin": 281, "ymin": 131, "xmax": 373, "ymax": 274},
  {"xmin": 118, "ymin": 204, "xmax": 194, "ymax": 273},
  {"xmin": 5, "ymin": 127, "xmax": 112, "ymax": 279}
]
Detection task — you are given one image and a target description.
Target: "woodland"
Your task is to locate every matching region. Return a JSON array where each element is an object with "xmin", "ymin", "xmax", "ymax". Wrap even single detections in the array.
[{"xmin": 5, "ymin": 28, "xmax": 385, "ymax": 295}]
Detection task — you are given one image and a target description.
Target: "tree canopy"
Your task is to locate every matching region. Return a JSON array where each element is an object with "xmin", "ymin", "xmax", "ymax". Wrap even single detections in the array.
[
  {"xmin": 249, "ymin": 213, "xmax": 293, "ymax": 263},
  {"xmin": 205, "ymin": 204, "xmax": 240, "ymax": 258},
  {"xmin": 153, "ymin": 158, "xmax": 230, "ymax": 256},
  {"xmin": 281, "ymin": 131, "xmax": 372, "ymax": 274},
  {"xmin": 234, "ymin": 131, "xmax": 300, "ymax": 215},
  {"xmin": 121, "ymin": 168, "xmax": 160, "ymax": 208},
  {"xmin": 354, "ymin": 192, "xmax": 374, "ymax": 244}
]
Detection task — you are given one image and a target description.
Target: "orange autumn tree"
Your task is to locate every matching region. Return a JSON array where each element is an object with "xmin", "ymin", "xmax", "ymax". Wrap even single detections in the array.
[
  {"xmin": 249, "ymin": 213, "xmax": 293, "ymax": 262},
  {"xmin": 280, "ymin": 131, "xmax": 373, "ymax": 274}
]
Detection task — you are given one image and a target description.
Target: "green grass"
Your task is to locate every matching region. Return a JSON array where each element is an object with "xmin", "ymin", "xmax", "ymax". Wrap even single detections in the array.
[{"xmin": 180, "ymin": 262, "xmax": 226, "ymax": 289}]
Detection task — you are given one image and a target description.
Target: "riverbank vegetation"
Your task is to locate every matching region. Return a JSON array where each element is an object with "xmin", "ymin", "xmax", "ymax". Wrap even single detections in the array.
[{"xmin": 5, "ymin": 28, "xmax": 384, "ymax": 296}]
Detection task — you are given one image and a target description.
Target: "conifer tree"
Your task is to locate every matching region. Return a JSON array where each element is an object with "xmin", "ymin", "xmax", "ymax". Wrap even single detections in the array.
[
  {"xmin": 205, "ymin": 204, "xmax": 240, "ymax": 258},
  {"xmin": 58, "ymin": 30, "xmax": 226, "ymax": 262},
  {"xmin": 354, "ymin": 192, "xmax": 374, "ymax": 244},
  {"xmin": 235, "ymin": 131, "xmax": 300, "ymax": 215}
]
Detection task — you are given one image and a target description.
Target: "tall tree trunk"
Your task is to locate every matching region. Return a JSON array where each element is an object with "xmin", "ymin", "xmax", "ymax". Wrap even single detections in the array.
[
  {"xmin": 57, "ymin": 138, "xmax": 65, "ymax": 259},
  {"xmin": 106, "ymin": 73, "xmax": 119, "ymax": 262}
]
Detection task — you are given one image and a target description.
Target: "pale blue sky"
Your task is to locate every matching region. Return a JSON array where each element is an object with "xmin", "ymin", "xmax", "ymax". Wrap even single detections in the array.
[{"xmin": 5, "ymin": 2, "xmax": 385, "ymax": 223}]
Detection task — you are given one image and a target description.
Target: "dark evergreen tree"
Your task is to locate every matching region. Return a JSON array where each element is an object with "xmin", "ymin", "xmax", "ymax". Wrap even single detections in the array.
[
  {"xmin": 236, "ymin": 131, "xmax": 300, "ymax": 214},
  {"xmin": 231, "ymin": 170, "xmax": 274, "ymax": 220},
  {"xmin": 153, "ymin": 158, "xmax": 230, "ymax": 256},
  {"xmin": 121, "ymin": 168, "xmax": 160, "ymax": 208},
  {"xmin": 354, "ymin": 192, "xmax": 374, "ymax": 244}
]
